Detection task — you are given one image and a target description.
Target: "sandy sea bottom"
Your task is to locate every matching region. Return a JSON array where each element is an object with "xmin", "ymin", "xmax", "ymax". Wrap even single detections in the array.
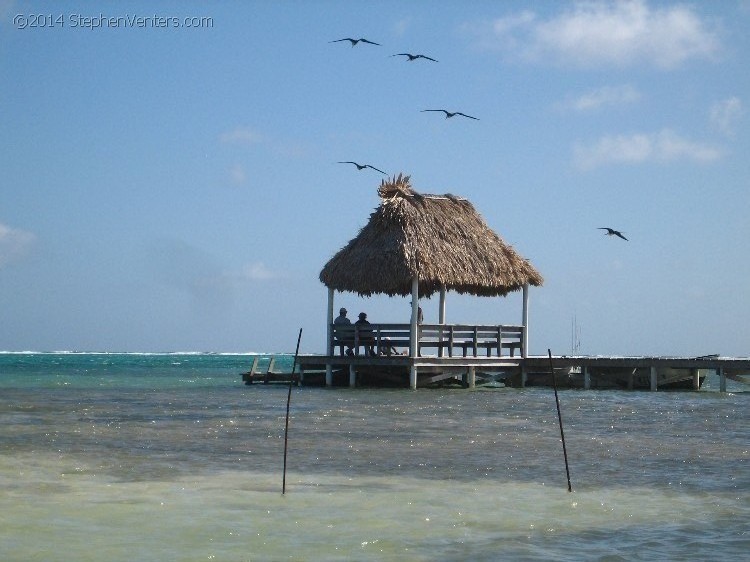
[{"xmin": 2, "ymin": 458, "xmax": 745, "ymax": 562}]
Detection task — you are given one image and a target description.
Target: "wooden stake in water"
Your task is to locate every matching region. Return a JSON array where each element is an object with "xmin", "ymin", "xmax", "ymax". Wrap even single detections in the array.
[
  {"xmin": 548, "ymin": 349, "xmax": 573, "ymax": 492},
  {"xmin": 282, "ymin": 328, "xmax": 303, "ymax": 495}
]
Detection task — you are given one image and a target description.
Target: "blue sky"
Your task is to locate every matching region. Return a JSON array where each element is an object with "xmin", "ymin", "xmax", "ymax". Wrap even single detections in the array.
[{"xmin": 1, "ymin": 0, "xmax": 748, "ymax": 356}]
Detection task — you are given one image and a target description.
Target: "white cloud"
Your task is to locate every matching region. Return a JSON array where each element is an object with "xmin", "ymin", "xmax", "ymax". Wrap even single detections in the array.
[
  {"xmin": 574, "ymin": 129, "xmax": 721, "ymax": 170},
  {"xmin": 219, "ymin": 126, "xmax": 262, "ymax": 145},
  {"xmin": 563, "ymin": 84, "xmax": 641, "ymax": 111},
  {"xmin": 239, "ymin": 262, "xmax": 278, "ymax": 281},
  {"xmin": 476, "ymin": 0, "xmax": 721, "ymax": 68},
  {"xmin": 709, "ymin": 96, "xmax": 743, "ymax": 136},
  {"xmin": 0, "ymin": 221, "xmax": 35, "ymax": 268}
]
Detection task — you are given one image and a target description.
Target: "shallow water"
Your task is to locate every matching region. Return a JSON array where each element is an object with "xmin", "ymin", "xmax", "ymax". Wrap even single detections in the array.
[{"xmin": 1, "ymin": 354, "xmax": 747, "ymax": 561}]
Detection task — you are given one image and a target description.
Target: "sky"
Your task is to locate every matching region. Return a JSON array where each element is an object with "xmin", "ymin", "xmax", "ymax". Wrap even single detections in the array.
[{"xmin": 1, "ymin": 0, "xmax": 748, "ymax": 356}]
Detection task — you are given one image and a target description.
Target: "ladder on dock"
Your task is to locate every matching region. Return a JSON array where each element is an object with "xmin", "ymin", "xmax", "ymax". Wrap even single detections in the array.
[{"xmin": 242, "ymin": 356, "xmax": 299, "ymax": 385}]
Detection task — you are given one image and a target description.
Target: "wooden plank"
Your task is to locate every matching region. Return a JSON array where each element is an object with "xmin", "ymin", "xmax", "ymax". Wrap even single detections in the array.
[{"xmin": 249, "ymin": 356, "xmax": 260, "ymax": 375}]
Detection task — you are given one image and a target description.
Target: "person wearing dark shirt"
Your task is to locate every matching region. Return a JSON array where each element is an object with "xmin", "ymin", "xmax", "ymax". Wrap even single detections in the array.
[{"xmin": 355, "ymin": 312, "xmax": 376, "ymax": 356}]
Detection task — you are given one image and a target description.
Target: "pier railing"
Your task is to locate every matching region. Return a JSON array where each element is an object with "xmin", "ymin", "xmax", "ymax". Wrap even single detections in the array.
[{"xmin": 330, "ymin": 323, "xmax": 524, "ymax": 358}]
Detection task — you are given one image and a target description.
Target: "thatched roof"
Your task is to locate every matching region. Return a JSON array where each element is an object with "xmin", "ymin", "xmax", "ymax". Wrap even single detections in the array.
[{"xmin": 319, "ymin": 174, "xmax": 543, "ymax": 298}]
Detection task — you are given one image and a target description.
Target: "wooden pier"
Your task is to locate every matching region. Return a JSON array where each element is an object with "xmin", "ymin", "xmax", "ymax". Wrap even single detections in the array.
[
  {"xmin": 245, "ymin": 353, "xmax": 750, "ymax": 392},
  {"xmin": 240, "ymin": 326, "xmax": 750, "ymax": 391},
  {"xmin": 521, "ymin": 355, "xmax": 750, "ymax": 392}
]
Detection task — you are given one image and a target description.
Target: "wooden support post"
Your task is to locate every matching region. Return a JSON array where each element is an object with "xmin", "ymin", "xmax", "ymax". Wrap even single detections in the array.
[
  {"xmin": 439, "ymin": 286, "xmax": 446, "ymax": 323},
  {"xmin": 409, "ymin": 277, "xmax": 419, "ymax": 358},
  {"xmin": 409, "ymin": 277, "xmax": 419, "ymax": 389},
  {"xmin": 349, "ymin": 364, "xmax": 356, "ymax": 388},
  {"xmin": 326, "ymin": 287, "xmax": 334, "ymax": 387},
  {"xmin": 692, "ymin": 369, "xmax": 700, "ymax": 391},
  {"xmin": 650, "ymin": 366, "xmax": 658, "ymax": 392},
  {"xmin": 467, "ymin": 366, "xmax": 476, "ymax": 388},
  {"xmin": 719, "ymin": 367, "xmax": 726, "ymax": 392},
  {"xmin": 438, "ymin": 287, "xmax": 446, "ymax": 358},
  {"xmin": 521, "ymin": 364, "xmax": 527, "ymax": 388},
  {"xmin": 521, "ymin": 284, "xmax": 529, "ymax": 358},
  {"xmin": 584, "ymin": 366, "xmax": 590, "ymax": 390}
]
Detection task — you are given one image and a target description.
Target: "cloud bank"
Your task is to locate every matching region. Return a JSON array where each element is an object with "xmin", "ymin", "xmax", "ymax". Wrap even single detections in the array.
[
  {"xmin": 574, "ymin": 129, "xmax": 721, "ymax": 170},
  {"xmin": 473, "ymin": 0, "xmax": 721, "ymax": 68}
]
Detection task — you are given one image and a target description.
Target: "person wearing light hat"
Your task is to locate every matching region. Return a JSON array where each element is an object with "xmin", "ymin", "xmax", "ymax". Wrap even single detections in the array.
[
  {"xmin": 335, "ymin": 308, "xmax": 350, "ymax": 324},
  {"xmin": 333, "ymin": 307, "xmax": 353, "ymax": 355}
]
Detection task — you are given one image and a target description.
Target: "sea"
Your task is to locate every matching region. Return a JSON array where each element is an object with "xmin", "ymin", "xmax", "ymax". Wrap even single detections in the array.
[{"xmin": 1, "ymin": 352, "xmax": 747, "ymax": 562}]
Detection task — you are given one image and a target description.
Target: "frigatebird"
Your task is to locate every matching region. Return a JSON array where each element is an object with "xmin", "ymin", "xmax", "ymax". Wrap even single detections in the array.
[
  {"xmin": 421, "ymin": 109, "xmax": 479, "ymax": 120},
  {"xmin": 338, "ymin": 161, "xmax": 387, "ymax": 174},
  {"xmin": 330, "ymin": 38, "xmax": 381, "ymax": 47},
  {"xmin": 598, "ymin": 227, "xmax": 628, "ymax": 241},
  {"xmin": 391, "ymin": 53, "xmax": 438, "ymax": 62}
]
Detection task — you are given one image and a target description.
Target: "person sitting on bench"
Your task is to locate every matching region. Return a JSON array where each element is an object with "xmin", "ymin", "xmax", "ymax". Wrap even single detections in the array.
[
  {"xmin": 355, "ymin": 312, "xmax": 376, "ymax": 356},
  {"xmin": 333, "ymin": 307, "xmax": 354, "ymax": 356}
]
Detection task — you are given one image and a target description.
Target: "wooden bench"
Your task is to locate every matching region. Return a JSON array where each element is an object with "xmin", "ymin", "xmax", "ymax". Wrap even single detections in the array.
[
  {"xmin": 331, "ymin": 323, "xmax": 523, "ymax": 358},
  {"xmin": 416, "ymin": 325, "xmax": 523, "ymax": 358},
  {"xmin": 459, "ymin": 326, "xmax": 524, "ymax": 358},
  {"xmin": 417, "ymin": 326, "xmax": 452, "ymax": 356},
  {"xmin": 331, "ymin": 324, "xmax": 411, "ymax": 356}
]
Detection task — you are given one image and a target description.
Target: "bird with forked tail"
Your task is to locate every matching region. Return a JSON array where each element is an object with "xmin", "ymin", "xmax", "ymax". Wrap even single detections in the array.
[
  {"xmin": 391, "ymin": 53, "xmax": 438, "ymax": 62},
  {"xmin": 338, "ymin": 161, "xmax": 387, "ymax": 174},
  {"xmin": 421, "ymin": 109, "xmax": 479, "ymax": 120},
  {"xmin": 330, "ymin": 38, "xmax": 381, "ymax": 47},
  {"xmin": 598, "ymin": 227, "xmax": 628, "ymax": 241}
]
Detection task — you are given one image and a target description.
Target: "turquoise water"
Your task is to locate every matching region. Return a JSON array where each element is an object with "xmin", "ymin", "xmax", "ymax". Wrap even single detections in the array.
[{"xmin": 1, "ymin": 353, "xmax": 748, "ymax": 561}]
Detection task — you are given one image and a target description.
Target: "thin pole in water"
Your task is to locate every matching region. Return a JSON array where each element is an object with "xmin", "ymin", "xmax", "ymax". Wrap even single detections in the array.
[
  {"xmin": 282, "ymin": 328, "xmax": 303, "ymax": 495},
  {"xmin": 548, "ymin": 349, "xmax": 572, "ymax": 492}
]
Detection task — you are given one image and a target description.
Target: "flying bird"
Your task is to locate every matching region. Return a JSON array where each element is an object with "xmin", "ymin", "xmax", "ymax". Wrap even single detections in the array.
[
  {"xmin": 598, "ymin": 227, "xmax": 628, "ymax": 241},
  {"xmin": 391, "ymin": 53, "xmax": 438, "ymax": 62},
  {"xmin": 330, "ymin": 38, "xmax": 381, "ymax": 47},
  {"xmin": 421, "ymin": 109, "xmax": 479, "ymax": 120},
  {"xmin": 338, "ymin": 161, "xmax": 387, "ymax": 174}
]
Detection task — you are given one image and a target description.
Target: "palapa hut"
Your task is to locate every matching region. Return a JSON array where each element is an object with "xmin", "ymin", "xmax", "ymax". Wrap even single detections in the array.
[{"xmin": 318, "ymin": 174, "xmax": 543, "ymax": 388}]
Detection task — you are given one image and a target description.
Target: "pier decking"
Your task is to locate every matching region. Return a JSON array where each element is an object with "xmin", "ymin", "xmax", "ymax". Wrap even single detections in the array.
[{"xmin": 254, "ymin": 353, "xmax": 750, "ymax": 391}]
